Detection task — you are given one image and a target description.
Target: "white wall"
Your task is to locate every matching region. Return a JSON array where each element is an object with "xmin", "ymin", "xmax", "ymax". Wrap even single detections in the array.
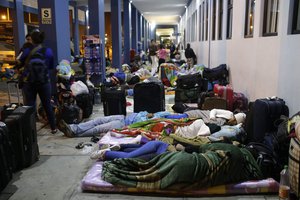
[{"xmin": 181, "ymin": 0, "xmax": 300, "ymax": 116}]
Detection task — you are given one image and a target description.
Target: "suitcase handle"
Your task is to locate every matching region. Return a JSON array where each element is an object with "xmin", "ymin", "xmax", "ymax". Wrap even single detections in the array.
[{"xmin": 6, "ymin": 80, "xmax": 20, "ymax": 104}]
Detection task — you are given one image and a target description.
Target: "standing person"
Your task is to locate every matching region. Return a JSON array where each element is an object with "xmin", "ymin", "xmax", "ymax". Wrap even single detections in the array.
[
  {"xmin": 185, "ymin": 43, "xmax": 197, "ymax": 67},
  {"xmin": 170, "ymin": 42, "xmax": 176, "ymax": 59},
  {"xmin": 149, "ymin": 39, "xmax": 158, "ymax": 76},
  {"xmin": 17, "ymin": 30, "xmax": 57, "ymax": 133},
  {"xmin": 157, "ymin": 44, "xmax": 167, "ymax": 71}
]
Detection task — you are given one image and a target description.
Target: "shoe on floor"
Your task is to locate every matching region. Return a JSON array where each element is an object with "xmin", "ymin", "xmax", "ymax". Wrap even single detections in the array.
[
  {"xmin": 90, "ymin": 149, "xmax": 110, "ymax": 160},
  {"xmin": 58, "ymin": 120, "xmax": 74, "ymax": 138}
]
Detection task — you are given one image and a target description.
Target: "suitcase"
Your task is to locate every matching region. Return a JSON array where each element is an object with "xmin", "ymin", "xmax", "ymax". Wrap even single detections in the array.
[
  {"xmin": 12, "ymin": 106, "xmax": 39, "ymax": 167},
  {"xmin": 134, "ymin": 82, "xmax": 165, "ymax": 113},
  {"xmin": 4, "ymin": 114, "xmax": 24, "ymax": 171},
  {"xmin": 213, "ymin": 84, "xmax": 234, "ymax": 111},
  {"xmin": 249, "ymin": 97, "xmax": 289, "ymax": 142},
  {"xmin": 4, "ymin": 106, "xmax": 39, "ymax": 170},
  {"xmin": 0, "ymin": 122, "xmax": 13, "ymax": 191},
  {"xmin": 289, "ymin": 137, "xmax": 300, "ymax": 197},
  {"xmin": 75, "ymin": 93, "xmax": 93, "ymax": 118},
  {"xmin": 102, "ymin": 87, "xmax": 126, "ymax": 116}
]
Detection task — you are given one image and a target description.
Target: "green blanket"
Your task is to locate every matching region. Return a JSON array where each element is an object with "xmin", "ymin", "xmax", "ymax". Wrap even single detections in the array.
[{"xmin": 102, "ymin": 143, "xmax": 263, "ymax": 190}]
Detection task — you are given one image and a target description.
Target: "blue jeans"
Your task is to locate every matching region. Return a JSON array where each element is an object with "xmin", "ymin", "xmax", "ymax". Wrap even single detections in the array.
[
  {"xmin": 105, "ymin": 141, "xmax": 169, "ymax": 161},
  {"xmin": 70, "ymin": 115, "xmax": 125, "ymax": 137},
  {"xmin": 23, "ymin": 82, "xmax": 56, "ymax": 130}
]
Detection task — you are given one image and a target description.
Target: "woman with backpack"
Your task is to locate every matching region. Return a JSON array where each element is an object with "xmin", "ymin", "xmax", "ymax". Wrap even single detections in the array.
[{"xmin": 17, "ymin": 30, "xmax": 57, "ymax": 133}]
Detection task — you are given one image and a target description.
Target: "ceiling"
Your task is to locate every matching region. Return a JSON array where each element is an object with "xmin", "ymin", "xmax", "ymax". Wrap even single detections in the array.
[
  {"xmin": 131, "ymin": 0, "xmax": 187, "ymax": 25},
  {"xmin": 74, "ymin": 0, "xmax": 188, "ymax": 25}
]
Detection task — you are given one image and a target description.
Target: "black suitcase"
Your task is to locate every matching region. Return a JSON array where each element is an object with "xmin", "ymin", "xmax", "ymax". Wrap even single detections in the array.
[
  {"xmin": 12, "ymin": 106, "xmax": 39, "ymax": 167},
  {"xmin": 0, "ymin": 122, "xmax": 13, "ymax": 191},
  {"xmin": 4, "ymin": 114, "xmax": 26, "ymax": 171},
  {"xmin": 4, "ymin": 106, "xmax": 39, "ymax": 170},
  {"xmin": 248, "ymin": 97, "xmax": 289, "ymax": 142},
  {"xmin": 102, "ymin": 87, "xmax": 126, "ymax": 116},
  {"xmin": 75, "ymin": 93, "xmax": 93, "ymax": 118},
  {"xmin": 134, "ymin": 82, "xmax": 165, "ymax": 113}
]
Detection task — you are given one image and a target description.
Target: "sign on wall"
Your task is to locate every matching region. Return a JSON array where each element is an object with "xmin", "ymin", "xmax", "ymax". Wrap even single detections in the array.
[{"xmin": 41, "ymin": 8, "xmax": 52, "ymax": 24}]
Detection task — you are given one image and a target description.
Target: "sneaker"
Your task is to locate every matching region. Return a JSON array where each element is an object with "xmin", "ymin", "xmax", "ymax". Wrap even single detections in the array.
[
  {"xmin": 109, "ymin": 144, "xmax": 121, "ymax": 151},
  {"xmin": 58, "ymin": 120, "xmax": 74, "ymax": 138},
  {"xmin": 90, "ymin": 149, "xmax": 110, "ymax": 160}
]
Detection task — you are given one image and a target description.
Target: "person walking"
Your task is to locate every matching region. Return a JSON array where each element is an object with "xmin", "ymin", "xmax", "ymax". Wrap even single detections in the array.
[
  {"xmin": 149, "ymin": 39, "xmax": 158, "ymax": 76},
  {"xmin": 157, "ymin": 44, "xmax": 167, "ymax": 72},
  {"xmin": 17, "ymin": 30, "xmax": 57, "ymax": 133}
]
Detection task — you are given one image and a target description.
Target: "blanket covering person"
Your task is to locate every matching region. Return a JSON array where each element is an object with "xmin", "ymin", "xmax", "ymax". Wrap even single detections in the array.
[{"xmin": 101, "ymin": 143, "xmax": 263, "ymax": 190}]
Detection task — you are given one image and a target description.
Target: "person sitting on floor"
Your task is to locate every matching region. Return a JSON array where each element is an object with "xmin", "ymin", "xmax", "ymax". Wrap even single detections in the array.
[{"xmin": 58, "ymin": 111, "xmax": 171, "ymax": 138}]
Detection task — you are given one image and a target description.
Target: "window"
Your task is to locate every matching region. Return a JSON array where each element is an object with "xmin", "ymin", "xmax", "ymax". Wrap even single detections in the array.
[
  {"xmin": 199, "ymin": 4, "xmax": 202, "ymax": 41},
  {"xmin": 212, "ymin": 0, "xmax": 217, "ymax": 40},
  {"xmin": 292, "ymin": 0, "xmax": 300, "ymax": 34},
  {"xmin": 244, "ymin": 0, "xmax": 255, "ymax": 37},
  {"xmin": 226, "ymin": 0, "xmax": 233, "ymax": 39},
  {"xmin": 205, "ymin": 0, "xmax": 209, "ymax": 41},
  {"xmin": 218, "ymin": 0, "xmax": 223, "ymax": 40},
  {"xmin": 263, "ymin": 0, "xmax": 279, "ymax": 36},
  {"xmin": 202, "ymin": 2, "xmax": 205, "ymax": 41}
]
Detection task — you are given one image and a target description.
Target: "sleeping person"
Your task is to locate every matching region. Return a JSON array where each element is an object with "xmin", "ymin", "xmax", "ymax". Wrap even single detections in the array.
[{"xmin": 101, "ymin": 142, "xmax": 263, "ymax": 190}]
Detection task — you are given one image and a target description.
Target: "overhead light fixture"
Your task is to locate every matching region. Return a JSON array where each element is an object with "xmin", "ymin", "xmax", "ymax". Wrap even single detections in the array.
[
  {"xmin": 185, "ymin": 5, "xmax": 187, "ymax": 9},
  {"xmin": 141, "ymin": 13, "xmax": 143, "ymax": 16},
  {"xmin": 130, "ymin": 0, "xmax": 133, "ymax": 3}
]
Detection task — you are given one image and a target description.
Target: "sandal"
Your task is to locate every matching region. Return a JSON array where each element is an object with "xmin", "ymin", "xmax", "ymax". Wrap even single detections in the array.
[
  {"xmin": 75, "ymin": 142, "xmax": 93, "ymax": 149},
  {"xmin": 90, "ymin": 135, "xmax": 100, "ymax": 143}
]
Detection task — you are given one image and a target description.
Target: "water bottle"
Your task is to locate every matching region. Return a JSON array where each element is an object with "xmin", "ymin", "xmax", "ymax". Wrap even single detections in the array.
[{"xmin": 279, "ymin": 165, "xmax": 290, "ymax": 200}]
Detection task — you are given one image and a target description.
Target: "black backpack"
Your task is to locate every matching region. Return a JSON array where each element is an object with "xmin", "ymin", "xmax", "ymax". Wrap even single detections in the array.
[
  {"xmin": 27, "ymin": 47, "xmax": 49, "ymax": 84},
  {"xmin": 246, "ymin": 142, "xmax": 281, "ymax": 181}
]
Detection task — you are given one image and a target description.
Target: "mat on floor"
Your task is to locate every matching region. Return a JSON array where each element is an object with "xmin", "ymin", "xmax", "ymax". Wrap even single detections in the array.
[{"xmin": 81, "ymin": 162, "xmax": 279, "ymax": 196}]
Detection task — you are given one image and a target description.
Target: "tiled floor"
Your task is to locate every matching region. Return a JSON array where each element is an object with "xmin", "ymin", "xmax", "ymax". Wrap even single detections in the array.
[{"xmin": 0, "ymin": 81, "xmax": 279, "ymax": 200}]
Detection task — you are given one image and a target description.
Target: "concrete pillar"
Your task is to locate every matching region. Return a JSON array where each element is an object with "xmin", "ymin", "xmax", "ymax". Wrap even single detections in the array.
[
  {"xmin": 131, "ymin": 5, "xmax": 137, "ymax": 52},
  {"xmin": 12, "ymin": 0, "xmax": 25, "ymax": 54},
  {"xmin": 73, "ymin": 2, "xmax": 80, "ymax": 56},
  {"xmin": 123, "ymin": 0, "xmax": 131, "ymax": 64},
  {"xmin": 111, "ymin": 0, "xmax": 122, "ymax": 69},
  {"xmin": 38, "ymin": 0, "xmax": 71, "ymax": 64},
  {"xmin": 88, "ymin": 0, "xmax": 106, "ymax": 83},
  {"xmin": 137, "ymin": 12, "xmax": 141, "ymax": 52},
  {"xmin": 37, "ymin": 0, "xmax": 71, "ymax": 97}
]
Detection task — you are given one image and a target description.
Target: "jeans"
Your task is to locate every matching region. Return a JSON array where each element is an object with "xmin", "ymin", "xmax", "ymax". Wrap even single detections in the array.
[
  {"xmin": 23, "ymin": 82, "xmax": 56, "ymax": 130},
  {"xmin": 105, "ymin": 141, "xmax": 169, "ymax": 161},
  {"xmin": 70, "ymin": 115, "xmax": 125, "ymax": 137}
]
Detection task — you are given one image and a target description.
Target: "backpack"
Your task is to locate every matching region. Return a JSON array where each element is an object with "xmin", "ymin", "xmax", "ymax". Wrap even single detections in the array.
[
  {"xmin": 27, "ymin": 47, "xmax": 49, "ymax": 84},
  {"xmin": 245, "ymin": 142, "xmax": 281, "ymax": 181}
]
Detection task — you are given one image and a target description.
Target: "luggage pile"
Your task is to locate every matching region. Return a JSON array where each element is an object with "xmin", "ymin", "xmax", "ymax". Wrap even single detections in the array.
[{"xmin": 0, "ymin": 81, "xmax": 39, "ymax": 192}]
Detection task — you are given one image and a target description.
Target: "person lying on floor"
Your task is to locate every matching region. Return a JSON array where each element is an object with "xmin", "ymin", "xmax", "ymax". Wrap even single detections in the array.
[
  {"xmin": 101, "ymin": 142, "xmax": 263, "ymax": 190},
  {"xmin": 90, "ymin": 140, "xmax": 170, "ymax": 161},
  {"xmin": 58, "ymin": 111, "xmax": 171, "ymax": 137}
]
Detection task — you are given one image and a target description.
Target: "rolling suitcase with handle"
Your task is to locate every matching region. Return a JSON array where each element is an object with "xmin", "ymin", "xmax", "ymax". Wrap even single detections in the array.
[
  {"xmin": 134, "ymin": 82, "xmax": 165, "ymax": 113},
  {"xmin": 101, "ymin": 86, "xmax": 126, "ymax": 116}
]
